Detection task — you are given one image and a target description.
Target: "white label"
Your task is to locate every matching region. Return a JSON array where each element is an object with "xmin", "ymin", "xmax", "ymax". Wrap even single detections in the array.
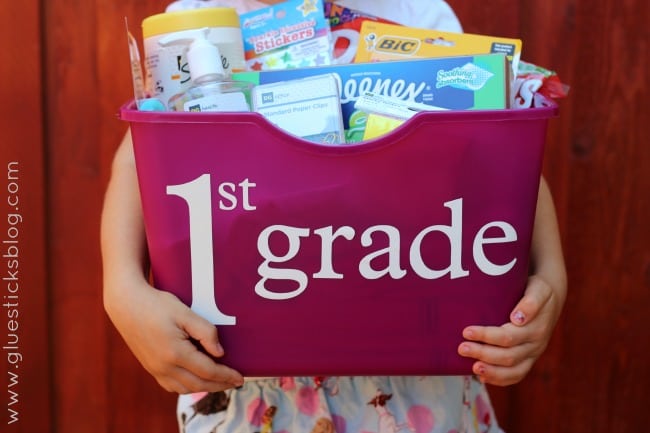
[
  {"xmin": 144, "ymin": 28, "xmax": 246, "ymax": 103},
  {"xmin": 183, "ymin": 92, "xmax": 250, "ymax": 112}
]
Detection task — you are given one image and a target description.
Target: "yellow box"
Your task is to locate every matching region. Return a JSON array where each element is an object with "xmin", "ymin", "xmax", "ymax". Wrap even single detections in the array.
[
  {"xmin": 355, "ymin": 21, "xmax": 522, "ymax": 73},
  {"xmin": 362, "ymin": 113, "xmax": 406, "ymax": 140}
]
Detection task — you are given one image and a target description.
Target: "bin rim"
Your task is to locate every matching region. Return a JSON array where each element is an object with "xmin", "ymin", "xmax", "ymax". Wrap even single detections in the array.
[
  {"xmin": 119, "ymin": 98, "xmax": 558, "ymax": 125},
  {"xmin": 119, "ymin": 98, "xmax": 558, "ymax": 155}
]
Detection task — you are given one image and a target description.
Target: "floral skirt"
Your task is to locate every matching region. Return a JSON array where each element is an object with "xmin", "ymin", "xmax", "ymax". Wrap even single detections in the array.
[{"xmin": 177, "ymin": 376, "xmax": 503, "ymax": 433}]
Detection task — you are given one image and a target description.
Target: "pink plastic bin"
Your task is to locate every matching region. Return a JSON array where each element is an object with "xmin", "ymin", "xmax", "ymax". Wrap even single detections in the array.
[{"xmin": 121, "ymin": 101, "xmax": 558, "ymax": 376}]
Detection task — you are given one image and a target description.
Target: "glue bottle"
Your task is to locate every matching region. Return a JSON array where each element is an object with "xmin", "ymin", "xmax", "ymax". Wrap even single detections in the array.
[{"xmin": 160, "ymin": 28, "xmax": 252, "ymax": 112}]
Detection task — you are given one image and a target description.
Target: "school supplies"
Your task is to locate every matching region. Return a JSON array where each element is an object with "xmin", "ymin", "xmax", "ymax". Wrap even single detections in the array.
[
  {"xmin": 240, "ymin": 0, "xmax": 333, "ymax": 71},
  {"xmin": 355, "ymin": 21, "xmax": 522, "ymax": 74},
  {"xmin": 234, "ymin": 53, "xmax": 510, "ymax": 142}
]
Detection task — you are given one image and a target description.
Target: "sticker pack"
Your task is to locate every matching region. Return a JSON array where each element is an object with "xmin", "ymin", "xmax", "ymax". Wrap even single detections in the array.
[{"xmin": 240, "ymin": 0, "xmax": 333, "ymax": 71}]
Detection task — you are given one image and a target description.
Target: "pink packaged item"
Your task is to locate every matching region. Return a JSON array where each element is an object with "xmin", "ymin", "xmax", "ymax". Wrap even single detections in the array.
[{"xmin": 121, "ymin": 101, "xmax": 558, "ymax": 376}]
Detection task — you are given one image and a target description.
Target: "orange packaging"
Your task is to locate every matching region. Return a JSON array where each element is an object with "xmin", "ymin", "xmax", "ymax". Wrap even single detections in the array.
[{"xmin": 355, "ymin": 21, "xmax": 522, "ymax": 74}]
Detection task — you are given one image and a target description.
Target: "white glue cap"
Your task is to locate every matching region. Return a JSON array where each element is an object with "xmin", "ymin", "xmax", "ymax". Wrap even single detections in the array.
[{"xmin": 158, "ymin": 28, "xmax": 225, "ymax": 82}]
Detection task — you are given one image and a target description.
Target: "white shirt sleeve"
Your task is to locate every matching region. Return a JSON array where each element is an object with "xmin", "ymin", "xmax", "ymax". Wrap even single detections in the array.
[
  {"xmin": 333, "ymin": 0, "xmax": 463, "ymax": 32},
  {"xmin": 166, "ymin": 0, "xmax": 463, "ymax": 32},
  {"xmin": 166, "ymin": 0, "xmax": 271, "ymax": 14}
]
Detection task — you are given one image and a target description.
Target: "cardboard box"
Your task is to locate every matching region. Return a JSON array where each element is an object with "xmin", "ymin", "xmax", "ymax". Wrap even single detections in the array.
[
  {"xmin": 355, "ymin": 21, "xmax": 522, "ymax": 74},
  {"xmin": 251, "ymin": 74, "xmax": 345, "ymax": 144}
]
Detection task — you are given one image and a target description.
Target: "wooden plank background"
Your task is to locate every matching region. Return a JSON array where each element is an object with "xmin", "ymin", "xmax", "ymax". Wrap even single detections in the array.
[
  {"xmin": 0, "ymin": 0, "xmax": 51, "ymax": 431},
  {"xmin": 2, "ymin": 0, "xmax": 648, "ymax": 432}
]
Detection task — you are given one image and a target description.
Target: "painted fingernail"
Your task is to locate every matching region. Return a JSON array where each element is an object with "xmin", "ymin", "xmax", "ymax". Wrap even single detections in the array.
[{"xmin": 512, "ymin": 310, "xmax": 526, "ymax": 325}]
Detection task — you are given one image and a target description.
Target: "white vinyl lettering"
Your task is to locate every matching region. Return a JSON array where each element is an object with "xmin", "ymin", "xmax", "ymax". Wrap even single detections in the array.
[
  {"xmin": 167, "ymin": 174, "xmax": 237, "ymax": 325},
  {"xmin": 256, "ymin": 225, "xmax": 310, "ymax": 300},
  {"xmin": 410, "ymin": 198, "xmax": 470, "ymax": 280},
  {"xmin": 166, "ymin": 173, "xmax": 520, "ymax": 323},
  {"xmin": 473, "ymin": 221, "xmax": 517, "ymax": 275},
  {"xmin": 239, "ymin": 178, "xmax": 257, "ymax": 210},
  {"xmin": 218, "ymin": 178, "xmax": 257, "ymax": 210},
  {"xmin": 313, "ymin": 226, "xmax": 355, "ymax": 279},
  {"xmin": 359, "ymin": 225, "xmax": 407, "ymax": 280},
  {"xmin": 217, "ymin": 182, "xmax": 237, "ymax": 210}
]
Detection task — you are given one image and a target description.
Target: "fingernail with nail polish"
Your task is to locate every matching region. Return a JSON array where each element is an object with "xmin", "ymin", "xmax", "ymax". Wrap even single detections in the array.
[{"xmin": 512, "ymin": 310, "xmax": 526, "ymax": 325}]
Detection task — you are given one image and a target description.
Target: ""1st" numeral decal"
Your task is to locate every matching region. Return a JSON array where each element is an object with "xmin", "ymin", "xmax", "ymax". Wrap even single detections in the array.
[{"xmin": 167, "ymin": 174, "xmax": 237, "ymax": 325}]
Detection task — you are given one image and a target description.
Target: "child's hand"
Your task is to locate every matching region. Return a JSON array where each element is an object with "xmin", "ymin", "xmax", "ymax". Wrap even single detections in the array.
[
  {"xmin": 101, "ymin": 132, "xmax": 244, "ymax": 394},
  {"xmin": 104, "ymin": 276, "xmax": 244, "ymax": 394},
  {"xmin": 457, "ymin": 273, "xmax": 565, "ymax": 386},
  {"xmin": 457, "ymin": 177, "xmax": 567, "ymax": 386}
]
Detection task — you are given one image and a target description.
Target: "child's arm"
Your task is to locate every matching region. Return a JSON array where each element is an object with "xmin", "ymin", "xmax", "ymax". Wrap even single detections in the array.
[
  {"xmin": 101, "ymin": 132, "xmax": 244, "ymax": 393},
  {"xmin": 458, "ymin": 177, "xmax": 567, "ymax": 386}
]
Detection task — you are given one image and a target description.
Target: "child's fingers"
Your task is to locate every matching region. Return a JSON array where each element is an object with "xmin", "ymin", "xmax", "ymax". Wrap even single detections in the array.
[
  {"xmin": 462, "ymin": 323, "xmax": 527, "ymax": 348},
  {"xmin": 471, "ymin": 358, "xmax": 536, "ymax": 387},
  {"xmin": 149, "ymin": 335, "xmax": 244, "ymax": 392},
  {"xmin": 156, "ymin": 376, "xmax": 191, "ymax": 394},
  {"xmin": 178, "ymin": 307, "xmax": 224, "ymax": 358},
  {"xmin": 157, "ymin": 364, "xmax": 240, "ymax": 394},
  {"xmin": 178, "ymin": 308, "xmax": 225, "ymax": 358},
  {"xmin": 174, "ymin": 363, "xmax": 243, "ymax": 393},
  {"xmin": 165, "ymin": 305, "xmax": 245, "ymax": 388},
  {"xmin": 458, "ymin": 339, "xmax": 533, "ymax": 367},
  {"xmin": 176, "ymin": 338, "xmax": 244, "ymax": 386},
  {"xmin": 150, "ymin": 334, "xmax": 244, "ymax": 391},
  {"xmin": 510, "ymin": 275, "xmax": 553, "ymax": 327}
]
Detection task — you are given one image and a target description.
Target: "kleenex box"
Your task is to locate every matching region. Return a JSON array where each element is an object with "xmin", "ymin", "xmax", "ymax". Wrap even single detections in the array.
[
  {"xmin": 251, "ymin": 74, "xmax": 345, "ymax": 144},
  {"xmin": 234, "ymin": 53, "xmax": 510, "ymax": 142}
]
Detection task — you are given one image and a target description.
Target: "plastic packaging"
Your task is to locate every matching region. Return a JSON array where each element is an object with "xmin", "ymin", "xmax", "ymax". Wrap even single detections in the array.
[
  {"xmin": 160, "ymin": 29, "xmax": 252, "ymax": 112},
  {"xmin": 142, "ymin": 7, "xmax": 246, "ymax": 105},
  {"xmin": 239, "ymin": 0, "xmax": 333, "ymax": 70},
  {"xmin": 514, "ymin": 60, "xmax": 570, "ymax": 108},
  {"xmin": 324, "ymin": 2, "xmax": 396, "ymax": 64}
]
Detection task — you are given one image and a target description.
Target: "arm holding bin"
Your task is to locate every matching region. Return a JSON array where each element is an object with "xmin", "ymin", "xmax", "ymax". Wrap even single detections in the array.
[
  {"xmin": 459, "ymin": 177, "xmax": 567, "ymax": 385},
  {"xmin": 101, "ymin": 132, "xmax": 244, "ymax": 394},
  {"xmin": 101, "ymin": 114, "xmax": 567, "ymax": 387}
]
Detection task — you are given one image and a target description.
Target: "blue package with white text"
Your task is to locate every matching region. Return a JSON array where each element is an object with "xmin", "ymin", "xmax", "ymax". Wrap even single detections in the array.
[{"xmin": 233, "ymin": 53, "xmax": 509, "ymax": 142}]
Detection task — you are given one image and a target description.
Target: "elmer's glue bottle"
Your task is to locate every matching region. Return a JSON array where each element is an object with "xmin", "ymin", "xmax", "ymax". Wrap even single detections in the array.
[{"xmin": 160, "ymin": 29, "xmax": 252, "ymax": 112}]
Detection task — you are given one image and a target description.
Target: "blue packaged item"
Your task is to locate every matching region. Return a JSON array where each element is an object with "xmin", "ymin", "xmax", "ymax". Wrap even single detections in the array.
[{"xmin": 233, "ymin": 53, "xmax": 509, "ymax": 142}]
